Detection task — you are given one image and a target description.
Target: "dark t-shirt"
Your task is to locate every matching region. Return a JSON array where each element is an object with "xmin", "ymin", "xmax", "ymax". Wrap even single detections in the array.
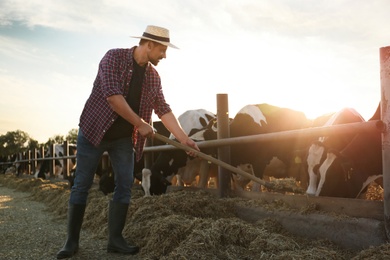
[{"xmin": 103, "ymin": 58, "xmax": 145, "ymax": 141}]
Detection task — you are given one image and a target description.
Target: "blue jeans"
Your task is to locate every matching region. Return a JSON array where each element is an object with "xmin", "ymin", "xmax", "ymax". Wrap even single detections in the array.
[{"xmin": 70, "ymin": 129, "xmax": 135, "ymax": 205}]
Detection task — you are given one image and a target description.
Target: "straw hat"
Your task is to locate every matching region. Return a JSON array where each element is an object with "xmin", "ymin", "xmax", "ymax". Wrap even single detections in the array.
[{"xmin": 131, "ymin": 25, "xmax": 178, "ymax": 49}]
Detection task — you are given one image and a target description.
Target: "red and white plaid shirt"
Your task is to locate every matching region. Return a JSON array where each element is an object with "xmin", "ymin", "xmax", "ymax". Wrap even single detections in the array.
[{"xmin": 79, "ymin": 47, "xmax": 171, "ymax": 161}]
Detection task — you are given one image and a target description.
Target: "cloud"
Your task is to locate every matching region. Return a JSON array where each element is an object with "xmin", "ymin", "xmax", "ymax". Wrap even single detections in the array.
[
  {"xmin": 0, "ymin": 1, "xmax": 97, "ymax": 31},
  {"xmin": 0, "ymin": 0, "xmax": 188, "ymax": 34},
  {"xmin": 1, "ymin": 0, "xmax": 389, "ymax": 48}
]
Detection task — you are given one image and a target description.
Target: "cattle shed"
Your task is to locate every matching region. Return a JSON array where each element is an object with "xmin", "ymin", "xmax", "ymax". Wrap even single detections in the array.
[{"xmin": 143, "ymin": 45, "xmax": 390, "ymax": 250}]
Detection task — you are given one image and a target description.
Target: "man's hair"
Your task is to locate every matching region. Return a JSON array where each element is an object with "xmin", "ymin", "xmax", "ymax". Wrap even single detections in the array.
[
  {"xmin": 139, "ymin": 39, "xmax": 148, "ymax": 45},
  {"xmin": 139, "ymin": 39, "xmax": 162, "ymax": 47}
]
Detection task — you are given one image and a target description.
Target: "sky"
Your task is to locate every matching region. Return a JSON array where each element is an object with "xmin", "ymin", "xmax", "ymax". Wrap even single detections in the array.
[{"xmin": 0, "ymin": 0, "xmax": 389, "ymax": 143}]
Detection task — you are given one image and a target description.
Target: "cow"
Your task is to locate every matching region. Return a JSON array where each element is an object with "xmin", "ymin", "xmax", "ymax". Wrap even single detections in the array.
[
  {"xmin": 4, "ymin": 165, "xmax": 17, "ymax": 175},
  {"xmin": 309, "ymin": 103, "xmax": 382, "ymax": 197},
  {"xmin": 170, "ymin": 109, "xmax": 216, "ymax": 138},
  {"xmin": 305, "ymin": 108, "xmax": 365, "ymax": 195},
  {"xmin": 226, "ymin": 103, "xmax": 313, "ymax": 191},
  {"xmin": 2, "ymin": 154, "xmax": 19, "ymax": 175},
  {"xmin": 34, "ymin": 144, "xmax": 77, "ymax": 180},
  {"xmin": 174, "ymin": 157, "xmax": 217, "ymax": 187},
  {"xmin": 142, "ymin": 109, "xmax": 217, "ymax": 196},
  {"xmin": 197, "ymin": 103, "xmax": 322, "ymax": 191},
  {"xmin": 97, "ymin": 166, "xmax": 115, "ymax": 195}
]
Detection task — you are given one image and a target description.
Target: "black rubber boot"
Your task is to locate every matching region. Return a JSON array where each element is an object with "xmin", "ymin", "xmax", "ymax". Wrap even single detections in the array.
[
  {"xmin": 107, "ymin": 200, "xmax": 139, "ymax": 255},
  {"xmin": 56, "ymin": 204, "xmax": 86, "ymax": 259}
]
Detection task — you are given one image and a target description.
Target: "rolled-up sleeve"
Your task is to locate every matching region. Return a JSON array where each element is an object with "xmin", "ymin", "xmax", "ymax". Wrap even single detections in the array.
[
  {"xmin": 99, "ymin": 49, "xmax": 127, "ymax": 98},
  {"xmin": 154, "ymin": 85, "xmax": 171, "ymax": 118}
]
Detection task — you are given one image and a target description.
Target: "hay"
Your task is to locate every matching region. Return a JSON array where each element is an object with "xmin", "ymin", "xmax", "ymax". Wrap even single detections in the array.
[
  {"xmin": 0, "ymin": 174, "xmax": 388, "ymax": 259},
  {"xmin": 264, "ymin": 177, "xmax": 306, "ymax": 194},
  {"xmin": 365, "ymin": 182, "xmax": 384, "ymax": 201}
]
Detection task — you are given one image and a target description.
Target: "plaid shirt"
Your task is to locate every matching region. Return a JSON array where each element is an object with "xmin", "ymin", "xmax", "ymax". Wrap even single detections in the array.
[{"xmin": 79, "ymin": 47, "xmax": 171, "ymax": 161}]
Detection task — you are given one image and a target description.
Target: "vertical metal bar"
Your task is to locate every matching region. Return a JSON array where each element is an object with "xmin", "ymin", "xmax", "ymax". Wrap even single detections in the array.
[
  {"xmin": 23, "ymin": 152, "xmax": 27, "ymax": 174},
  {"xmin": 27, "ymin": 150, "xmax": 32, "ymax": 175},
  {"xmin": 217, "ymin": 93, "xmax": 231, "ymax": 198},
  {"xmin": 18, "ymin": 153, "xmax": 24, "ymax": 176},
  {"xmin": 31, "ymin": 149, "xmax": 36, "ymax": 175},
  {"xmin": 63, "ymin": 141, "xmax": 69, "ymax": 180},
  {"xmin": 50, "ymin": 144, "xmax": 55, "ymax": 178},
  {"xmin": 381, "ymin": 45, "xmax": 390, "ymax": 239},
  {"xmin": 39, "ymin": 147, "xmax": 44, "ymax": 175}
]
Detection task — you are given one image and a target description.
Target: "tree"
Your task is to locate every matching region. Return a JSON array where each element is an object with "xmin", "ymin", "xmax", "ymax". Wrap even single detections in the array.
[
  {"xmin": 45, "ymin": 135, "xmax": 65, "ymax": 147},
  {"xmin": 0, "ymin": 130, "xmax": 30, "ymax": 156},
  {"xmin": 66, "ymin": 128, "xmax": 78, "ymax": 144},
  {"xmin": 28, "ymin": 138, "xmax": 40, "ymax": 150}
]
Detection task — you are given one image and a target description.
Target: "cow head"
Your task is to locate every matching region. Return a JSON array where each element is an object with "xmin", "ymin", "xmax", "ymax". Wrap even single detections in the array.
[
  {"xmin": 143, "ymin": 148, "xmax": 188, "ymax": 196},
  {"xmin": 306, "ymin": 141, "xmax": 328, "ymax": 195},
  {"xmin": 98, "ymin": 168, "xmax": 115, "ymax": 195},
  {"xmin": 314, "ymin": 128, "xmax": 382, "ymax": 198}
]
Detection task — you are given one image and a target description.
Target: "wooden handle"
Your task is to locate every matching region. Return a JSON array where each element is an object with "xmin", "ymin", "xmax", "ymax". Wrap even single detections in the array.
[{"xmin": 152, "ymin": 133, "xmax": 302, "ymax": 193}]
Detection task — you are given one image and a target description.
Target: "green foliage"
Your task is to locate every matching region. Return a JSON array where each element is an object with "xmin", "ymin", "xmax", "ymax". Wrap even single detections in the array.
[
  {"xmin": 0, "ymin": 130, "xmax": 30, "ymax": 156},
  {"xmin": 45, "ymin": 135, "xmax": 65, "ymax": 147},
  {"xmin": 66, "ymin": 128, "xmax": 78, "ymax": 144},
  {"xmin": 0, "ymin": 128, "xmax": 78, "ymax": 157},
  {"xmin": 28, "ymin": 139, "xmax": 40, "ymax": 150}
]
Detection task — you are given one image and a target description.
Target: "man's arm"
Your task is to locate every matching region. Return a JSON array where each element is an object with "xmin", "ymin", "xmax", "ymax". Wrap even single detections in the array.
[{"xmin": 106, "ymin": 94, "xmax": 154, "ymax": 137}]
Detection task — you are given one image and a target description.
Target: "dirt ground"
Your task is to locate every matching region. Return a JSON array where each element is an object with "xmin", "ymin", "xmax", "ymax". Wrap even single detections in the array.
[{"xmin": 0, "ymin": 174, "xmax": 389, "ymax": 260}]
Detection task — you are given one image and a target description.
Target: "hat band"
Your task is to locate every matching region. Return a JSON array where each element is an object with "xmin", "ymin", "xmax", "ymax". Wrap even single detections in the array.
[{"xmin": 142, "ymin": 32, "xmax": 170, "ymax": 43}]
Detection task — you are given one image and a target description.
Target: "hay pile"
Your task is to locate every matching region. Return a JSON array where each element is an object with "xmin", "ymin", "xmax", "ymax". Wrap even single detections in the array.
[{"xmin": 0, "ymin": 174, "xmax": 388, "ymax": 259}]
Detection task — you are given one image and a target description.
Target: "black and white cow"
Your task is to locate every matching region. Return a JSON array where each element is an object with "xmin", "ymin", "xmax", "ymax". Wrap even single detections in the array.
[
  {"xmin": 310, "ymin": 104, "xmax": 382, "ymax": 197},
  {"xmin": 35, "ymin": 144, "xmax": 77, "ymax": 180},
  {"xmin": 97, "ymin": 165, "xmax": 115, "ymax": 195},
  {"xmin": 171, "ymin": 109, "xmax": 216, "ymax": 138},
  {"xmin": 142, "ymin": 109, "xmax": 217, "ymax": 196},
  {"xmin": 227, "ymin": 104, "xmax": 313, "ymax": 190},
  {"xmin": 2, "ymin": 154, "xmax": 19, "ymax": 175},
  {"xmin": 306, "ymin": 108, "xmax": 365, "ymax": 195}
]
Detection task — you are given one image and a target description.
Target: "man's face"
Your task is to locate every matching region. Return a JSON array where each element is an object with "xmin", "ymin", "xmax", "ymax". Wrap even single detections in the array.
[{"xmin": 148, "ymin": 42, "xmax": 167, "ymax": 66}]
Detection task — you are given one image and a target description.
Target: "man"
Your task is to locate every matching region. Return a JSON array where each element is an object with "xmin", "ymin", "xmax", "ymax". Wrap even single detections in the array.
[{"xmin": 56, "ymin": 25, "xmax": 199, "ymax": 259}]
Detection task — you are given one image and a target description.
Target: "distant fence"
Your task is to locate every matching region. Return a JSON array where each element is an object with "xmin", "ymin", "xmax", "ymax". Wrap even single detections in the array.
[{"xmin": 0, "ymin": 141, "xmax": 77, "ymax": 179}]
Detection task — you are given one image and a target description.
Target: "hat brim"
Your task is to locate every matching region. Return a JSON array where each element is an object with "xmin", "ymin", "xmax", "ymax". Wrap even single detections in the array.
[{"xmin": 131, "ymin": 36, "xmax": 179, "ymax": 49}]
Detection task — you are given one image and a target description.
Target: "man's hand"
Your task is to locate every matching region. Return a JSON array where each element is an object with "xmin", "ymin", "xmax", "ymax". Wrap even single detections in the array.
[
  {"xmin": 181, "ymin": 137, "xmax": 200, "ymax": 157},
  {"xmin": 137, "ymin": 120, "xmax": 154, "ymax": 138}
]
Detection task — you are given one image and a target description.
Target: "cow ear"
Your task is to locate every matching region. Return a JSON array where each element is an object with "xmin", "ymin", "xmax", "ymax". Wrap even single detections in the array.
[
  {"xmin": 199, "ymin": 117, "xmax": 207, "ymax": 127},
  {"xmin": 205, "ymin": 114, "xmax": 216, "ymax": 122}
]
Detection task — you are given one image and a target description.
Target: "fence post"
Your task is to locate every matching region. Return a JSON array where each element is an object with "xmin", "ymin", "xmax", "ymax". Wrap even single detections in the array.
[
  {"xmin": 27, "ymin": 150, "xmax": 32, "ymax": 175},
  {"xmin": 18, "ymin": 152, "xmax": 24, "ymax": 176},
  {"xmin": 31, "ymin": 148, "xmax": 37, "ymax": 175},
  {"xmin": 63, "ymin": 141, "xmax": 69, "ymax": 180},
  {"xmin": 50, "ymin": 144, "xmax": 55, "ymax": 178},
  {"xmin": 39, "ymin": 147, "xmax": 44, "ymax": 174},
  {"xmin": 217, "ymin": 93, "xmax": 231, "ymax": 197},
  {"xmin": 381, "ymin": 45, "xmax": 390, "ymax": 240}
]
